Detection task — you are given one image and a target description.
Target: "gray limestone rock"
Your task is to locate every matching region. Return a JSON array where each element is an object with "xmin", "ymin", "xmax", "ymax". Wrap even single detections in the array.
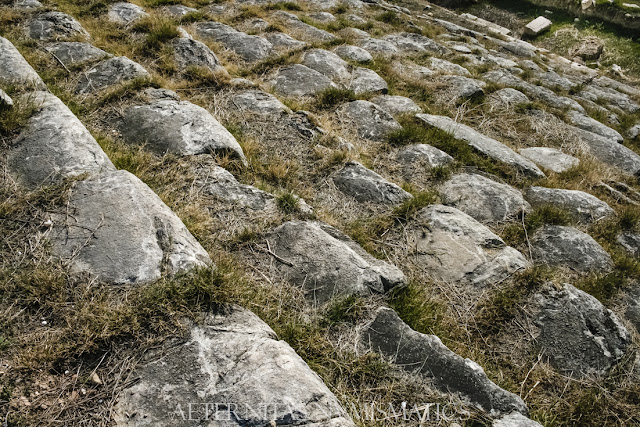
[
  {"xmin": 51, "ymin": 169, "xmax": 211, "ymax": 284},
  {"xmin": 525, "ymin": 186, "xmax": 614, "ymax": 223},
  {"xmin": 416, "ymin": 114, "xmax": 545, "ymax": 178},
  {"xmin": 308, "ymin": 11, "xmax": 336, "ymax": 22},
  {"xmin": 438, "ymin": 75, "xmax": 485, "ymax": 103},
  {"xmin": 13, "ymin": 0, "xmax": 42, "ymax": 9},
  {"xmin": 531, "ymin": 225, "xmax": 613, "ymax": 272},
  {"xmin": 196, "ymin": 21, "xmax": 273, "ymax": 62},
  {"xmin": 356, "ymin": 37, "xmax": 399, "ymax": 56},
  {"xmin": 577, "ymin": 84, "xmax": 639, "ymax": 114},
  {"xmin": 266, "ymin": 221, "xmax": 405, "ymax": 303},
  {"xmin": 428, "ymin": 57, "xmax": 470, "ymax": 76},
  {"xmin": 334, "ymin": 44, "xmax": 373, "ymax": 63},
  {"xmin": 162, "ymin": 4, "xmax": 198, "ymax": 17},
  {"xmin": 341, "ymin": 100, "xmax": 401, "ymax": 141},
  {"xmin": 572, "ymin": 126, "xmax": 640, "ymax": 176},
  {"xmin": 383, "ymin": 32, "xmax": 449, "ymax": 55},
  {"xmin": 7, "ymin": 92, "xmax": 114, "ymax": 189},
  {"xmin": 107, "ymin": 2, "xmax": 149, "ymax": 26},
  {"xmin": 441, "ymin": 173, "xmax": 529, "ymax": 223},
  {"xmin": 120, "ymin": 99, "xmax": 246, "ymax": 162},
  {"xmin": 76, "ymin": 56, "xmax": 150, "ymax": 94},
  {"xmin": 333, "ymin": 162, "xmax": 412, "ymax": 205},
  {"xmin": 397, "ymin": 144, "xmax": 453, "ymax": 169},
  {"xmin": 302, "ymin": 48, "xmax": 351, "ymax": 83},
  {"xmin": 0, "ymin": 36, "xmax": 45, "ymax": 89},
  {"xmin": 231, "ymin": 90, "xmax": 291, "ymax": 115},
  {"xmin": 26, "ymin": 11, "xmax": 89, "ymax": 41},
  {"xmin": 361, "ymin": 307, "xmax": 528, "ymax": 417},
  {"xmin": 519, "ymin": 147, "xmax": 579, "ymax": 173},
  {"xmin": 272, "ymin": 64, "xmax": 336, "ymax": 97},
  {"xmin": 532, "ymin": 283, "xmax": 630, "ymax": 375},
  {"xmin": 114, "ymin": 306, "xmax": 355, "ymax": 426},
  {"xmin": 617, "ymin": 232, "xmax": 640, "ymax": 256},
  {"xmin": 272, "ymin": 11, "xmax": 336, "ymax": 43},
  {"xmin": 45, "ymin": 42, "xmax": 110, "ymax": 66},
  {"xmin": 406, "ymin": 205, "xmax": 529, "ymax": 287},
  {"xmin": 493, "ymin": 413, "xmax": 543, "ymax": 427},
  {"xmin": 371, "ymin": 95, "xmax": 421, "ymax": 117},
  {"xmin": 566, "ymin": 110, "xmax": 623, "ymax": 143},
  {"xmin": 171, "ymin": 37, "xmax": 225, "ymax": 73},
  {"xmin": 488, "ymin": 88, "xmax": 530, "ymax": 108},
  {"xmin": 349, "ymin": 67, "xmax": 388, "ymax": 95},
  {"xmin": 265, "ymin": 32, "xmax": 306, "ymax": 49}
]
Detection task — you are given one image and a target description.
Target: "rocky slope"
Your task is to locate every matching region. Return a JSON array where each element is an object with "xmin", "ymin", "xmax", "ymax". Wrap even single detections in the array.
[{"xmin": 1, "ymin": 0, "xmax": 640, "ymax": 425}]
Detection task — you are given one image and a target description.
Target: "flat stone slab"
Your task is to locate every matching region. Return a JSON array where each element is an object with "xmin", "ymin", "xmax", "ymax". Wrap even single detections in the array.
[
  {"xmin": 26, "ymin": 11, "xmax": 89, "ymax": 41},
  {"xmin": 371, "ymin": 95, "xmax": 421, "ymax": 117},
  {"xmin": 361, "ymin": 307, "xmax": 528, "ymax": 417},
  {"xmin": 441, "ymin": 173, "xmax": 529, "ymax": 223},
  {"xmin": 577, "ymin": 84, "xmax": 639, "ymax": 114},
  {"xmin": 349, "ymin": 67, "xmax": 387, "ymax": 95},
  {"xmin": 383, "ymin": 32, "xmax": 449, "ymax": 55},
  {"xmin": 171, "ymin": 37, "xmax": 225, "ymax": 73},
  {"xmin": 120, "ymin": 99, "xmax": 246, "ymax": 162},
  {"xmin": 406, "ymin": 205, "xmax": 529, "ymax": 287},
  {"xmin": 302, "ymin": 48, "xmax": 351, "ymax": 83},
  {"xmin": 45, "ymin": 42, "xmax": 110, "ymax": 66},
  {"xmin": 76, "ymin": 56, "xmax": 150, "ymax": 94},
  {"xmin": 567, "ymin": 110, "xmax": 623, "ymax": 143},
  {"xmin": 531, "ymin": 283, "xmax": 630, "ymax": 376},
  {"xmin": 7, "ymin": 92, "xmax": 114, "ymax": 189},
  {"xmin": 571, "ymin": 126, "xmax": 640, "ymax": 176},
  {"xmin": 356, "ymin": 37, "xmax": 399, "ymax": 57},
  {"xmin": 0, "ymin": 36, "xmax": 45, "ymax": 89},
  {"xmin": 333, "ymin": 162, "xmax": 412, "ymax": 205},
  {"xmin": 108, "ymin": 2, "xmax": 149, "ymax": 26},
  {"xmin": 397, "ymin": 144, "xmax": 454, "ymax": 170},
  {"xmin": 531, "ymin": 225, "xmax": 612, "ymax": 272},
  {"xmin": 272, "ymin": 64, "xmax": 336, "ymax": 97},
  {"xmin": 416, "ymin": 114, "xmax": 545, "ymax": 178},
  {"xmin": 231, "ymin": 90, "xmax": 291, "ymax": 115},
  {"xmin": 341, "ymin": 100, "xmax": 401, "ymax": 141},
  {"xmin": 196, "ymin": 21, "xmax": 273, "ymax": 62},
  {"xmin": 525, "ymin": 186, "xmax": 614, "ymax": 223},
  {"xmin": 51, "ymin": 169, "xmax": 211, "ymax": 284},
  {"xmin": 519, "ymin": 147, "xmax": 579, "ymax": 173},
  {"xmin": 113, "ymin": 305, "xmax": 355, "ymax": 426},
  {"xmin": 272, "ymin": 11, "xmax": 336, "ymax": 43},
  {"xmin": 265, "ymin": 32, "xmax": 306, "ymax": 49},
  {"xmin": 524, "ymin": 16, "xmax": 551, "ymax": 36},
  {"xmin": 266, "ymin": 221, "xmax": 405, "ymax": 303},
  {"xmin": 334, "ymin": 44, "xmax": 373, "ymax": 63}
]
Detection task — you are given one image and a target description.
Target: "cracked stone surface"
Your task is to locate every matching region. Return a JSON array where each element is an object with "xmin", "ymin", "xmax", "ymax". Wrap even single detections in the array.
[
  {"xmin": 341, "ymin": 100, "xmax": 401, "ymax": 141},
  {"xmin": 519, "ymin": 147, "xmax": 579, "ymax": 173},
  {"xmin": 7, "ymin": 92, "xmax": 114, "ymax": 189},
  {"xmin": 171, "ymin": 38, "xmax": 226, "ymax": 73},
  {"xmin": 45, "ymin": 42, "xmax": 110, "ymax": 66},
  {"xmin": 51, "ymin": 169, "xmax": 211, "ymax": 284},
  {"xmin": 120, "ymin": 99, "xmax": 246, "ymax": 162},
  {"xmin": 272, "ymin": 64, "xmax": 336, "ymax": 97},
  {"xmin": 107, "ymin": 2, "xmax": 149, "ymax": 26},
  {"xmin": 525, "ymin": 186, "xmax": 614, "ymax": 223},
  {"xmin": 113, "ymin": 305, "xmax": 355, "ymax": 426},
  {"xmin": 333, "ymin": 162, "xmax": 412, "ymax": 205},
  {"xmin": 195, "ymin": 21, "xmax": 273, "ymax": 62},
  {"xmin": 26, "ymin": 11, "xmax": 89, "ymax": 41},
  {"xmin": 371, "ymin": 95, "xmax": 421, "ymax": 117},
  {"xmin": 266, "ymin": 221, "xmax": 405, "ymax": 303},
  {"xmin": 531, "ymin": 283, "xmax": 630, "ymax": 376},
  {"xmin": 76, "ymin": 56, "xmax": 150, "ymax": 93},
  {"xmin": 361, "ymin": 307, "xmax": 528, "ymax": 417}
]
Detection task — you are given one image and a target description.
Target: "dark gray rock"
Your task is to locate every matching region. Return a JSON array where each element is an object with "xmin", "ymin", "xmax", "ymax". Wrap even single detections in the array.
[
  {"xmin": 525, "ymin": 187, "xmax": 614, "ymax": 223},
  {"xmin": 272, "ymin": 64, "xmax": 336, "ymax": 97},
  {"xmin": 120, "ymin": 99, "xmax": 246, "ymax": 162},
  {"xmin": 566, "ymin": 110, "xmax": 623, "ymax": 143},
  {"xmin": 438, "ymin": 75, "xmax": 485, "ymax": 103},
  {"xmin": 406, "ymin": 205, "xmax": 529, "ymax": 287},
  {"xmin": 51, "ymin": 170, "xmax": 211, "ymax": 284},
  {"xmin": 519, "ymin": 147, "xmax": 579, "ymax": 173},
  {"xmin": 7, "ymin": 92, "xmax": 114, "ymax": 189},
  {"xmin": 0, "ymin": 36, "xmax": 45, "ymax": 89},
  {"xmin": 171, "ymin": 37, "xmax": 225, "ymax": 73},
  {"xmin": 76, "ymin": 56, "xmax": 150, "ymax": 94},
  {"xmin": 333, "ymin": 162, "xmax": 412, "ymax": 205},
  {"xmin": 26, "ymin": 11, "xmax": 89, "ymax": 41},
  {"xmin": 266, "ymin": 221, "xmax": 405, "ymax": 303},
  {"xmin": 349, "ymin": 67, "xmax": 387, "ymax": 95},
  {"xmin": 334, "ymin": 44, "xmax": 373, "ymax": 63},
  {"xmin": 231, "ymin": 90, "xmax": 291, "ymax": 115},
  {"xmin": 361, "ymin": 307, "xmax": 528, "ymax": 417},
  {"xmin": 114, "ymin": 306, "xmax": 355, "ymax": 426},
  {"xmin": 416, "ymin": 114, "xmax": 545, "ymax": 178},
  {"xmin": 617, "ymin": 232, "xmax": 640, "ymax": 256},
  {"xmin": 531, "ymin": 225, "xmax": 612, "ymax": 272},
  {"xmin": 107, "ymin": 2, "xmax": 149, "ymax": 26},
  {"xmin": 45, "ymin": 42, "xmax": 110, "ymax": 66},
  {"xmin": 441, "ymin": 173, "xmax": 529, "ymax": 223},
  {"xmin": 532, "ymin": 283, "xmax": 630, "ymax": 375},
  {"xmin": 341, "ymin": 100, "xmax": 401, "ymax": 141},
  {"xmin": 371, "ymin": 95, "xmax": 421, "ymax": 117},
  {"xmin": 302, "ymin": 48, "xmax": 351, "ymax": 83},
  {"xmin": 195, "ymin": 21, "xmax": 273, "ymax": 62}
]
